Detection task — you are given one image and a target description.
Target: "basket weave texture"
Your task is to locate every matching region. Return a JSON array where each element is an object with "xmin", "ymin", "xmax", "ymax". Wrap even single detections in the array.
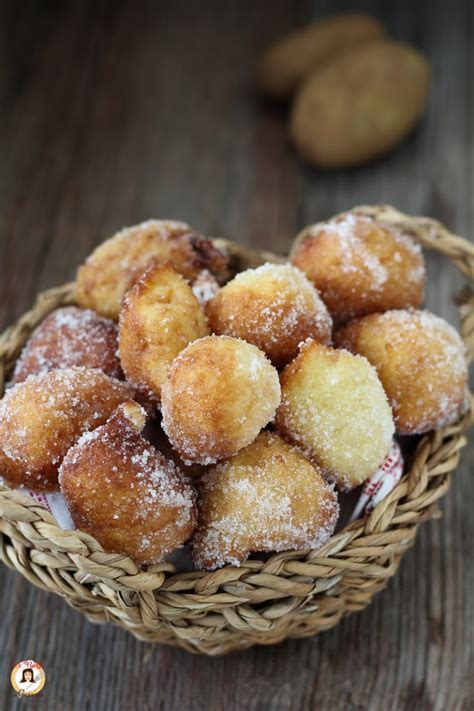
[{"xmin": 0, "ymin": 205, "xmax": 472, "ymax": 655}]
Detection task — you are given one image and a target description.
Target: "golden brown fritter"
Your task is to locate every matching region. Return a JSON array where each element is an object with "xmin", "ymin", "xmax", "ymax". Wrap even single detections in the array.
[
  {"xmin": 207, "ymin": 263, "xmax": 332, "ymax": 368},
  {"xmin": 291, "ymin": 212, "xmax": 425, "ymax": 323},
  {"xmin": 335, "ymin": 309, "xmax": 468, "ymax": 434},
  {"xmin": 59, "ymin": 401, "xmax": 197, "ymax": 565},
  {"xmin": 10, "ymin": 307, "xmax": 121, "ymax": 385},
  {"xmin": 275, "ymin": 340, "xmax": 394, "ymax": 489},
  {"xmin": 0, "ymin": 367, "xmax": 135, "ymax": 491},
  {"xmin": 119, "ymin": 263, "xmax": 209, "ymax": 401},
  {"xmin": 161, "ymin": 336, "xmax": 281, "ymax": 465},
  {"xmin": 76, "ymin": 220, "xmax": 229, "ymax": 320},
  {"xmin": 192, "ymin": 431, "xmax": 339, "ymax": 570}
]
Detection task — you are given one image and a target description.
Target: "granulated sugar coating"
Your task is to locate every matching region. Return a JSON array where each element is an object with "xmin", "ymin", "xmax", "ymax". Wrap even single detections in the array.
[
  {"xmin": 191, "ymin": 431, "xmax": 339, "ymax": 570},
  {"xmin": 192, "ymin": 269, "xmax": 220, "ymax": 308},
  {"xmin": 161, "ymin": 336, "xmax": 281, "ymax": 465},
  {"xmin": 275, "ymin": 340, "xmax": 394, "ymax": 489},
  {"xmin": 0, "ymin": 367, "xmax": 136, "ymax": 491},
  {"xmin": 291, "ymin": 212, "xmax": 425, "ymax": 323},
  {"xmin": 11, "ymin": 307, "xmax": 122, "ymax": 385},
  {"xmin": 75, "ymin": 219, "xmax": 229, "ymax": 320},
  {"xmin": 119, "ymin": 263, "xmax": 210, "ymax": 400},
  {"xmin": 207, "ymin": 263, "xmax": 332, "ymax": 368},
  {"xmin": 59, "ymin": 401, "xmax": 197, "ymax": 565},
  {"xmin": 336, "ymin": 309, "xmax": 468, "ymax": 434}
]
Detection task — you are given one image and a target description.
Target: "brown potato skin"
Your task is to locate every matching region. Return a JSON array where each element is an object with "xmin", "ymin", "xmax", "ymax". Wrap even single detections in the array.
[
  {"xmin": 291, "ymin": 212, "xmax": 425, "ymax": 323},
  {"xmin": 192, "ymin": 431, "xmax": 339, "ymax": 570},
  {"xmin": 161, "ymin": 336, "xmax": 281, "ymax": 465},
  {"xmin": 335, "ymin": 310, "xmax": 468, "ymax": 434},
  {"xmin": 10, "ymin": 307, "xmax": 121, "ymax": 385},
  {"xmin": 59, "ymin": 402, "xmax": 197, "ymax": 565},
  {"xmin": 76, "ymin": 220, "xmax": 229, "ymax": 320},
  {"xmin": 119, "ymin": 263, "xmax": 210, "ymax": 400},
  {"xmin": 290, "ymin": 40, "xmax": 430, "ymax": 167},
  {"xmin": 257, "ymin": 13, "xmax": 385, "ymax": 101},
  {"xmin": 0, "ymin": 368, "xmax": 136, "ymax": 491},
  {"xmin": 207, "ymin": 263, "xmax": 332, "ymax": 368}
]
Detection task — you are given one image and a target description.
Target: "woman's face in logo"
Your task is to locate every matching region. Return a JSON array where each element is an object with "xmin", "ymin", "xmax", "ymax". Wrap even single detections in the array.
[{"xmin": 20, "ymin": 668, "xmax": 35, "ymax": 685}]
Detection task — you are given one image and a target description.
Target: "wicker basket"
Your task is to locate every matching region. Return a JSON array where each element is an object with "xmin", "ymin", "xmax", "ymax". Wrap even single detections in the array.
[{"xmin": 0, "ymin": 205, "xmax": 472, "ymax": 656}]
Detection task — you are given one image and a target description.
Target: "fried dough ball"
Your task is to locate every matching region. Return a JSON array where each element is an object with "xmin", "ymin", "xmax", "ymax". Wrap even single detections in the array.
[
  {"xmin": 0, "ymin": 367, "xmax": 136, "ymax": 491},
  {"xmin": 275, "ymin": 340, "xmax": 394, "ymax": 489},
  {"xmin": 76, "ymin": 220, "xmax": 229, "ymax": 320},
  {"xmin": 335, "ymin": 310, "xmax": 468, "ymax": 434},
  {"xmin": 207, "ymin": 263, "xmax": 332, "ymax": 368},
  {"xmin": 191, "ymin": 431, "xmax": 339, "ymax": 570},
  {"xmin": 119, "ymin": 263, "xmax": 209, "ymax": 400},
  {"xmin": 59, "ymin": 402, "xmax": 197, "ymax": 565},
  {"xmin": 147, "ymin": 417, "xmax": 208, "ymax": 481},
  {"xmin": 291, "ymin": 212, "xmax": 425, "ymax": 323},
  {"xmin": 161, "ymin": 336, "xmax": 281, "ymax": 464},
  {"xmin": 10, "ymin": 307, "xmax": 121, "ymax": 386}
]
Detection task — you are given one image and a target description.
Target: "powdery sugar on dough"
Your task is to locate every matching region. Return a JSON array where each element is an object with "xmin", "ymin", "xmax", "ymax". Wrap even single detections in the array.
[
  {"xmin": 276, "ymin": 341, "xmax": 395, "ymax": 489},
  {"xmin": 0, "ymin": 367, "xmax": 135, "ymax": 490},
  {"xmin": 208, "ymin": 263, "xmax": 332, "ymax": 367},
  {"xmin": 161, "ymin": 336, "xmax": 281, "ymax": 465},
  {"xmin": 11, "ymin": 307, "xmax": 121, "ymax": 384},
  {"xmin": 338, "ymin": 309, "xmax": 468, "ymax": 433},
  {"xmin": 192, "ymin": 433, "xmax": 339, "ymax": 570},
  {"xmin": 59, "ymin": 402, "xmax": 197, "ymax": 564}
]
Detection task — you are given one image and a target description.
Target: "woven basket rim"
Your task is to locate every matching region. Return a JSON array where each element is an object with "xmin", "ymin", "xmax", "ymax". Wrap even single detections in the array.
[{"xmin": 0, "ymin": 204, "xmax": 472, "ymax": 653}]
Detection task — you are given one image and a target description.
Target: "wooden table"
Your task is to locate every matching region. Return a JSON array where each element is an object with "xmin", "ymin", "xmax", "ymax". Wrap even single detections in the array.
[{"xmin": 0, "ymin": 1, "xmax": 472, "ymax": 709}]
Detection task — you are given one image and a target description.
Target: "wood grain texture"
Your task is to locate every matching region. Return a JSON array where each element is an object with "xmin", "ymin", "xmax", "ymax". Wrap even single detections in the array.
[{"xmin": 0, "ymin": 0, "xmax": 472, "ymax": 709}]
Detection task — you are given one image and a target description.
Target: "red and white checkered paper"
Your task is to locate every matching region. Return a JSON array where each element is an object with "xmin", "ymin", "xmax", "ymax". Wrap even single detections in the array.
[{"xmin": 349, "ymin": 439, "xmax": 404, "ymax": 522}]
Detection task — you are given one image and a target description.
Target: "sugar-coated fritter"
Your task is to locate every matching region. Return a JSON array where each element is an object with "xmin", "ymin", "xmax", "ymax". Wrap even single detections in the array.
[
  {"xmin": 161, "ymin": 336, "xmax": 281, "ymax": 465},
  {"xmin": 0, "ymin": 367, "xmax": 135, "ymax": 491},
  {"xmin": 192, "ymin": 431, "xmax": 339, "ymax": 570},
  {"xmin": 291, "ymin": 212, "xmax": 425, "ymax": 323},
  {"xmin": 275, "ymin": 340, "xmax": 394, "ymax": 489},
  {"xmin": 10, "ymin": 307, "xmax": 121, "ymax": 385},
  {"xmin": 207, "ymin": 263, "xmax": 332, "ymax": 368},
  {"xmin": 119, "ymin": 263, "xmax": 210, "ymax": 400},
  {"xmin": 76, "ymin": 220, "xmax": 229, "ymax": 320},
  {"xmin": 59, "ymin": 401, "xmax": 197, "ymax": 565},
  {"xmin": 335, "ymin": 309, "xmax": 468, "ymax": 434}
]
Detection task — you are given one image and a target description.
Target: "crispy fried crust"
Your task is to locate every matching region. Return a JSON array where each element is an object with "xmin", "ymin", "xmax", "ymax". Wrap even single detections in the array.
[
  {"xmin": 275, "ymin": 340, "xmax": 394, "ymax": 489},
  {"xmin": 76, "ymin": 220, "xmax": 229, "ymax": 320},
  {"xmin": 10, "ymin": 307, "xmax": 121, "ymax": 385},
  {"xmin": 291, "ymin": 212, "xmax": 425, "ymax": 323},
  {"xmin": 192, "ymin": 431, "xmax": 339, "ymax": 570},
  {"xmin": 335, "ymin": 310, "xmax": 468, "ymax": 434},
  {"xmin": 119, "ymin": 263, "xmax": 210, "ymax": 400},
  {"xmin": 207, "ymin": 263, "xmax": 332, "ymax": 368},
  {"xmin": 161, "ymin": 336, "xmax": 281, "ymax": 465},
  {"xmin": 0, "ymin": 368, "xmax": 136, "ymax": 491},
  {"xmin": 59, "ymin": 402, "xmax": 197, "ymax": 565}
]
